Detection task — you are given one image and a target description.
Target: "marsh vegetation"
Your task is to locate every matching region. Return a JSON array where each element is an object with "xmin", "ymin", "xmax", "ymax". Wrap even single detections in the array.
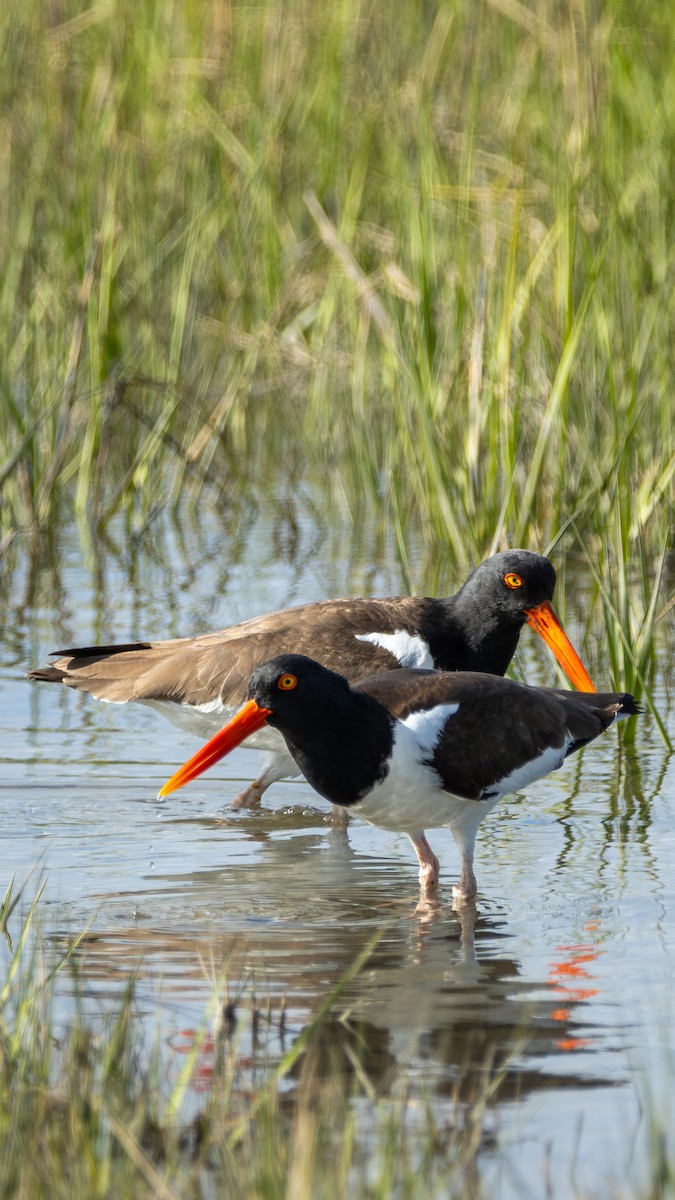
[{"xmin": 1, "ymin": 0, "xmax": 673, "ymax": 1196}]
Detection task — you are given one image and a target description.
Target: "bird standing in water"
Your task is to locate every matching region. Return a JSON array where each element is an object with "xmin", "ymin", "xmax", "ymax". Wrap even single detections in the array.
[
  {"xmin": 29, "ymin": 550, "xmax": 595, "ymax": 810},
  {"xmin": 159, "ymin": 654, "xmax": 637, "ymax": 904}
]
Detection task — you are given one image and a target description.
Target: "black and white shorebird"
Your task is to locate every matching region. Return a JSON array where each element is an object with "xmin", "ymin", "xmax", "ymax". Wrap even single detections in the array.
[
  {"xmin": 28, "ymin": 550, "xmax": 595, "ymax": 809},
  {"xmin": 158, "ymin": 654, "xmax": 638, "ymax": 903}
]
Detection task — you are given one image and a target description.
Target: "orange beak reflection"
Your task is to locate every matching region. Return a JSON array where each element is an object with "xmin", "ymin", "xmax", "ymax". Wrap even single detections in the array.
[
  {"xmin": 525, "ymin": 600, "xmax": 595, "ymax": 692},
  {"xmin": 158, "ymin": 698, "xmax": 273, "ymax": 798}
]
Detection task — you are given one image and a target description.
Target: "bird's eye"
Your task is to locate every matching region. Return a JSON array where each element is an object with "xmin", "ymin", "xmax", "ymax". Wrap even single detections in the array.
[
  {"xmin": 277, "ymin": 673, "xmax": 297, "ymax": 691},
  {"xmin": 504, "ymin": 573, "xmax": 523, "ymax": 589}
]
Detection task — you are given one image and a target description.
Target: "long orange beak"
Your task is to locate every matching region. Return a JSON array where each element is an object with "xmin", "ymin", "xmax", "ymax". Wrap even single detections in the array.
[
  {"xmin": 158, "ymin": 699, "xmax": 273, "ymax": 798},
  {"xmin": 524, "ymin": 600, "xmax": 595, "ymax": 692}
]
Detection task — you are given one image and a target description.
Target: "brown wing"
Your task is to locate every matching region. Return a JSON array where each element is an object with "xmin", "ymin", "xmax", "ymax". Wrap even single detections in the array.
[
  {"xmin": 27, "ymin": 597, "xmax": 429, "ymax": 707},
  {"xmin": 356, "ymin": 670, "xmax": 637, "ymax": 800}
]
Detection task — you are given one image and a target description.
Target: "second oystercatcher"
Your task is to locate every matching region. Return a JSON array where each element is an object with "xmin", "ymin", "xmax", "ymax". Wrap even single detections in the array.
[
  {"xmin": 28, "ymin": 550, "xmax": 594, "ymax": 808},
  {"xmin": 158, "ymin": 654, "xmax": 637, "ymax": 903}
]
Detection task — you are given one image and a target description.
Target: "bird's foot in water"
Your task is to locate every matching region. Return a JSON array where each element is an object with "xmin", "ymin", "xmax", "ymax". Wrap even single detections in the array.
[
  {"xmin": 450, "ymin": 851, "xmax": 478, "ymax": 906},
  {"xmin": 411, "ymin": 892, "xmax": 443, "ymax": 921},
  {"xmin": 408, "ymin": 833, "xmax": 440, "ymax": 900},
  {"xmin": 330, "ymin": 803, "xmax": 350, "ymax": 830},
  {"xmin": 451, "ymin": 880, "xmax": 478, "ymax": 906},
  {"xmin": 419, "ymin": 864, "xmax": 440, "ymax": 900},
  {"xmin": 230, "ymin": 782, "xmax": 265, "ymax": 810}
]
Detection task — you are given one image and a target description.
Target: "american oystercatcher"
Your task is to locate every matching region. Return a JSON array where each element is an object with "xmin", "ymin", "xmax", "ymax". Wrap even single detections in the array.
[
  {"xmin": 158, "ymin": 654, "xmax": 637, "ymax": 902},
  {"xmin": 28, "ymin": 550, "xmax": 595, "ymax": 808}
]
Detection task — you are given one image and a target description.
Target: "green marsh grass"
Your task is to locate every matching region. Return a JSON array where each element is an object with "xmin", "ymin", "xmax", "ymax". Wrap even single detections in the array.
[{"xmin": 0, "ymin": 0, "xmax": 672, "ymax": 697}]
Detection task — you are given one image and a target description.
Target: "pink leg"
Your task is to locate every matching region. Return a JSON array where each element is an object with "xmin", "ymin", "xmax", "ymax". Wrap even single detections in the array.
[
  {"xmin": 230, "ymin": 778, "xmax": 266, "ymax": 809},
  {"xmin": 408, "ymin": 832, "xmax": 440, "ymax": 898},
  {"xmin": 452, "ymin": 847, "xmax": 477, "ymax": 904},
  {"xmin": 330, "ymin": 803, "xmax": 350, "ymax": 829},
  {"xmin": 230, "ymin": 751, "xmax": 295, "ymax": 810}
]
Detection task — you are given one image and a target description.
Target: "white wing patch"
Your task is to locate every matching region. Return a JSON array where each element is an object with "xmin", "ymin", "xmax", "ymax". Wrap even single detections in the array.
[
  {"xmin": 401, "ymin": 703, "xmax": 459, "ymax": 751},
  {"xmin": 355, "ymin": 629, "xmax": 434, "ymax": 668},
  {"xmin": 351, "ymin": 703, "xmax": 460, "ymax": 831}
]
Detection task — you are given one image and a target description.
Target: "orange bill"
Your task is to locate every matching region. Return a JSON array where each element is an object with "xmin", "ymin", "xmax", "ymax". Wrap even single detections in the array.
[
  {"xmin": 524, "ymin": 600, "xmax": 596, "ymax": 692},
  {"xmin": 158, "ymin": 699, "xmax": 273, "ymax": 798}
]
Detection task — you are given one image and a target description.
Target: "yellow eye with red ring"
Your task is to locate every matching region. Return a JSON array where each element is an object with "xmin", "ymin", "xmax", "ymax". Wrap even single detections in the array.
[
  {"xmin": 504, "ymin": 573, "xmax": 523, "ymax": 589},
  {"xmin": 277, "ymin": 673, "xmax": 298, "ymax": 691}
]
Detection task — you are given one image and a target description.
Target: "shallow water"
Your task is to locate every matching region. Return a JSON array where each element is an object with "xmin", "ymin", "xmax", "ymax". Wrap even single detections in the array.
[{"xmin": 1, "ymin": 503, "xmax": 673, "ymax": 1198}]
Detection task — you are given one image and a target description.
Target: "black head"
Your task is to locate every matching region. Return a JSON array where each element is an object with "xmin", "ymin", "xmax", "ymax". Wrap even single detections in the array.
[
  {"xmin": 247, "ymin": 653, "xmax": 355, "ymax": 725},
  {"xmin": 443, "ymin": 550, "xmax": 593, "ymax": 689},
  {"xmin": 159, "ymin": 651, "xmax": 393, "ymax": 803},
  {"xmin": 247, "ymin": 653, "xmax": 394, "ymax": 805},
  {"xmin": 457, "ymin": 550, "xmax": 557, "ymax": 625}
]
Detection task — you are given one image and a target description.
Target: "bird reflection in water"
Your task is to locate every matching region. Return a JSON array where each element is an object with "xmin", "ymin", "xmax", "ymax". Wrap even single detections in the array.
[{"xmin": 65, "ymin": 888, "xmax": 612, "ymax": 1113}]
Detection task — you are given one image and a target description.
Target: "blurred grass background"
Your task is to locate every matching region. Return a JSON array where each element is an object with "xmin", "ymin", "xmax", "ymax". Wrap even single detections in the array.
[{"xmin": 0, "ymin": 0, "xmax": 672, "ymax": 696}]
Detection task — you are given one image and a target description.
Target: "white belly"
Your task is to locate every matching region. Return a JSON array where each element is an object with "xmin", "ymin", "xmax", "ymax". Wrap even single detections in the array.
[
  {"xmin": 350, "ymin": 705, "xmax": 489, "ymax": 833},
  {"xmin": 352, "ymin": 778, "xmax": 494, "ymax": 834},
  {"xmin": 141, "ymin": 697, "xmax": 287, "ymax": 754},
  {"xmin": 351, "ymin": 716, "xmax": 570, "ymax": 836}
]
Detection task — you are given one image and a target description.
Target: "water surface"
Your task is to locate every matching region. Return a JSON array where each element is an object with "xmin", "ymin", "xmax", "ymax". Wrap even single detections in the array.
[{"xmin": 1, "ymin": 504, "xmax": 673, "ymax": 1198}]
